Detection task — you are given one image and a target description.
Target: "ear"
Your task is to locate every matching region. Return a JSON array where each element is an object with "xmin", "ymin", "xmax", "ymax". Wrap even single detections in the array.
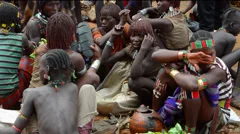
[{"xmin": 230, "ymin": 22, "xmax": 235, "ymax": 28}]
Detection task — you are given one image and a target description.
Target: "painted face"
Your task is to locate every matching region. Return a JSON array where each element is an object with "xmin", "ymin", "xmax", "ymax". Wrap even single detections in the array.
[
  {"xmin": 130, "ymin": 33, "xmax": 145, "ymax": 50},
  {"xmin": 42, "ymin": 1, "xmax": 60, "ymax": 17},
  {"xmin": 39, "ymin": 54, "xmax": 48, "ymax": 85},
  {"xmin": 191, "ymin": 48, "xmax": 216, "ymax": 72},
  {"xmin": 156, "ymin": 0, "xmax": 171, "ymax": 13},
  {"xmin": 100, "ymin": 15, "xmax": 117, "ymax": 32}
]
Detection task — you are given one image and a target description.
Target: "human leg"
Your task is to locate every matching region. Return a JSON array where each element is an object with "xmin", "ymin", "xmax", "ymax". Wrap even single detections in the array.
[
  {"xmin": 128, "ymin": 77, "xmax": 155, "ymax": 107},
  {"xmin": 78, "ymin": 84, "xmax": 98, "ymax": 133}
]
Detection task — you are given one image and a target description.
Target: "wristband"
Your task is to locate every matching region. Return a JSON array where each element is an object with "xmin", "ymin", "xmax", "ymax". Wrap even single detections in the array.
[
  {"xmin": 197, "ymin": 77, "xmax": 208, "ymax": 90},
  {"xmin": 140, "ymin": 9, "xmax": 147, "ymax": 16},
  {"xmin": 178, "ymin": 50, "xmax": 187, "ymax": 61},
  {"xmin": 90, "ymin": 59, "xmax": 101, "ymax": 71},
  {"xmin": 169, "ymin": 69, "xmax": 180, "ymax": 78},
  {"xmin": 12, "ymin": 125, "xmax": 22, "ymax": 133},
  {"xmin": 106, "ymin": 40, "xmax": 114, "ymax": 49}
]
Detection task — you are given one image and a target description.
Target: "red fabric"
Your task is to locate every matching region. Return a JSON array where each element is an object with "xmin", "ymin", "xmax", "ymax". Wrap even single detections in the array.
[
  {"xmin": 78, "ymin": 118, "xmax": 94, "ymax": 134},
  {"xmin": 0, "ymin": 56, "xmax": 33, "ymax": 109},
  {"xmin": 123, "ymin": 0, "xmax": 128, "ymax": 6},
  {"xmin": 0, "ymin": 69, "xmax": 32, "ymax": 109}
]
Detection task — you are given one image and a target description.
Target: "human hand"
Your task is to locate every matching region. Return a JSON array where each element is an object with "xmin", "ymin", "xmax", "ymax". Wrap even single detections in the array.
[
  {"xmin": 119, "ymin": 9, "xmax": 131, "ymax": 25},
  {"xmin": 141, "ymin": 34, "xmax": 154, "ymax": 50},
  {"xmin": 187, "ymin": 52, "xmax": 213, "ymax": 72},
  {"xmin": 110, "ymin": 24, "xmax": 124, "ymax": 37},
  {"xmin": 90, "ymin": 44, "xmax": 101, "ymax": 60}
]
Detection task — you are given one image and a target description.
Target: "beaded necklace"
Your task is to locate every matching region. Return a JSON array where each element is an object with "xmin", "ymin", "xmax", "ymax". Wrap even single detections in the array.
[{"xmin": 49, "ymin": 80, "xmax": 65, "ymax": 91}]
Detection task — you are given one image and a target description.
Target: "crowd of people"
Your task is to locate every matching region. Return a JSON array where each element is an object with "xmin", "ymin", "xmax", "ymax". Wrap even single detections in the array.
[{"xmin": 0, "ymin": 0, "xmax": 240, "ymax": 134}]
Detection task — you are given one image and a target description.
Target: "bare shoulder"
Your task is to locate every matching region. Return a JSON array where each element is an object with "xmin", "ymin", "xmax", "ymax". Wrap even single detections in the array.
[
  {"xmin": 213, "ymin": 31, "xmax": 236, "ymax": 42},
  {"xmin": 24, "ymin": 19, "xmax": 40, "ymax": 34}
]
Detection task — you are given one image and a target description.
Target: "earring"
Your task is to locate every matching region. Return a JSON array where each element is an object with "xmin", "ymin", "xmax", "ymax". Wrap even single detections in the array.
[{"xmin": 44, "ymin": 74, "xmax": 50, "ymax": 80}]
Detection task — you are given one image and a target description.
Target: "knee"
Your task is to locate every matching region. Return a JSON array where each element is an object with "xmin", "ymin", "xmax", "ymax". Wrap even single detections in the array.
[{"xmin": 128, "ymin": 78, "xmax": 137, "ymax": 92}]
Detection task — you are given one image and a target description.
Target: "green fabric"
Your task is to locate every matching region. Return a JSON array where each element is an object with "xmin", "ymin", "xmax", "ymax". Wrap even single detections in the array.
[{"xmin": 0, "ymin": 32, "xmax": 22, "ymax": 95}]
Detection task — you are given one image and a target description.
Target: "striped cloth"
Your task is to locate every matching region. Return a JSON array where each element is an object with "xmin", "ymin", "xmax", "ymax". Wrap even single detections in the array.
[
  {"xmin": 211, "ymin": 57, "xmax": 233, "ymax": 124},
  {"xmin": 0, "ymin": 32, "xmax": 22, "ymax": 96}
]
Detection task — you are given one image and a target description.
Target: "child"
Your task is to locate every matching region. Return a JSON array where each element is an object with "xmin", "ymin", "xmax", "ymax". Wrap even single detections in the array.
[{"xmin": 0, "ymin": 49, "xmax": 79, "ymax": 134}]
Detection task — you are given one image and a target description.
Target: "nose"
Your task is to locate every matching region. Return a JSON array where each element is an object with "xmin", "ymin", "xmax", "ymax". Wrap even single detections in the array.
[
  {"xmin": 101, "ymin": 19, "xmax": 106, "ymax": 25},
  {"xmin": 53, "ymin": 4, "xmax": 58, "ymax": 11}
]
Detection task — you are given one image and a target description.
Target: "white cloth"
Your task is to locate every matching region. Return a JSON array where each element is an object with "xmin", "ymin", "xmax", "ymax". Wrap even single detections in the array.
[{"xmin": 78, "ymin": 84, "xmax": 98, "ymax": 127}]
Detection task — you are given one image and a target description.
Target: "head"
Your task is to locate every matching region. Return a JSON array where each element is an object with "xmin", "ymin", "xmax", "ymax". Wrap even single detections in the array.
[
  {"xmin": 156, "ymin": 0, "xmax": 180, "ymax": 13},
  {"xmin": 0, "ymin": 2, "xmax": 20, "ymax": 32},
  {"xmin": 190, "ymin": 30, "xmax": 216, "ymax": 72},
  {"xmin": 39, "ymin": 49, "xmax": 73, "ymax": 85},
  {"xmin": 100, "ymin": 3, "xmax": 121, "ymax": 32},
  {"xmin": 222, "ymin": 8, "xmax": 240, "ymax": 36},
  {"xmin": 129, "ymin": 20, "xmax": 154, "ymax": 50},
  {"xmin": 38, "ymin": 0, "xmax": 60, "ymax": 17},
  {"xmin": 46, "ymin": 12, "xmax": 75, "ymax": 50}
]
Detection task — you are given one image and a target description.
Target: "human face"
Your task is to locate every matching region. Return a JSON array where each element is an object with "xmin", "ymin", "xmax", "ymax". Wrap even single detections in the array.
[
  {"xmin": 42, "ymin": 1, "xmax": 60, "ymax": 17},
  {"xmin": 130, "ymin": 33, "xmax": 145, "ymax": 50},
  {"xmin": 100, "ymin": 15, "xmax": 117, "ymax": 32},
  {"xmin": 230, "ymin": 19, "xmax": 240, "ymax": 36},
  {"xmin": 191, "ymin": 48, "xmax": 216, "ymax": 73},
  {"xmin": 39, "ymin": 55, "xmax": 49, "ymax": 85},
  {"xmin": 156, "ymin": 0, "xmax": 171, "ymax": 13}
]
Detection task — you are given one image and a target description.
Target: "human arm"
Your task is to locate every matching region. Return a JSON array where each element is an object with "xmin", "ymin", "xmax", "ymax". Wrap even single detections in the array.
[
  {"xmin": 24, "ymin": 20, "xmax": 41, "ymax": 46},
  {"xmin": 0, "ymin": 89, "xmax": 35, "ymax": 134},
  {"xmin": 75, "ymin": 44, "xmax": 101, "ymax": 88},
  {"xmin": 101, "ymin": 25, "xmax": 127, "ymax": 64},
  {"xmin": 182, "ymin": 0, "xmax": 196, "ymax": 14},
  {"xmin": 152, "ymin": 49, "xmax": 213, "ymax": 71},
  {"xmin": 22, "ymin": 33, "xmax": 36, "ymax": 56},
  {"xmin": 69, "ymin": 52, "xmax": 86, "ymax": 78},
  {"xmin": 165, "ymin": 65, "xmax": 226, "ymax": 92},
  {"xmin": 130, "ymin": 34, "xmax": 154, "ymax": 79},
  {"xmin": 146, "ymin": 18, "xmax": 173, "ymax": 33}
]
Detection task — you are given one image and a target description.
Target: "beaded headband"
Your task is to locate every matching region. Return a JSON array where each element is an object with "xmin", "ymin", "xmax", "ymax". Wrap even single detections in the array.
[{"xmin": 190, "ymin": 39, "xmax": 215, "ymax": 50}]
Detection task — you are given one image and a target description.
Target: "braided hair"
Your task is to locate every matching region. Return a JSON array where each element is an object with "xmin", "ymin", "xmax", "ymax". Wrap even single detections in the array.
[
  {"xmin": 46, "ymin": 12, "xmax": 75, "ymax": 50},
  {"xmin": 190, "ymin": 30, "xmax": 213, "ymax": 43},
  {"xmin": 0, "ymin": 2, "xmax": 19, "ymax": 28},
  {"xmin": 129, "ymin": 19, "xmax": 155, "ymax": 37},
  {"xmin": 100, "ymin": 3, "xmax": 121, "ymax": 22},
  {"xmin": 45, "ymin": 49, "xmax": 73, "ymax": 74}
]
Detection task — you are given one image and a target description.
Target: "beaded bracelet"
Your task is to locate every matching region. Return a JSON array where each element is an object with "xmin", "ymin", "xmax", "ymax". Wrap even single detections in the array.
[
  {"xmin": 178, "ymin": 50, "xmax": 187, "ymax": 62},
  {"xmin": 197, "ymin": 77, "xmax": 208, "ymax": 90},
  {"xmin": 19, "ymin": 113, "xmax": 29, "ymax": 121},
  {"xmin": 90, "ymin": 59, "xmax": 101, "ymax": 71}
]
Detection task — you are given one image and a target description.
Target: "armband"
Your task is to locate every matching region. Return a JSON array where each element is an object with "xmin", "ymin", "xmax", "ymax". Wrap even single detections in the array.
[
  {"xmin": 19, "ymin": 113, "xmax": 29, "ymax": 121},
  {"xmin": 197, "ymin": 77, "xmax": 208, "ymax": 90},
  {"xmin": 90, "ymin": 60, "xmax": 101, "ymax": 71},
  {"xmin": 77, "ymin": 65, "xmax": 87, "ymax": 76},
  {"xmin": 140, "ymin": 9, "xmax": 147, "ymax": 16},
  {"xmin": 169, "ymin": 69, "xmax": 180, "ymax": 78}
]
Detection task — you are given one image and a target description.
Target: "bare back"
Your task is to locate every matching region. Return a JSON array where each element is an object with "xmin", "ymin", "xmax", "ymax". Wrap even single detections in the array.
[{"xmin": 26, "ymin": 83, "xmax": 79, "ymax": 134}]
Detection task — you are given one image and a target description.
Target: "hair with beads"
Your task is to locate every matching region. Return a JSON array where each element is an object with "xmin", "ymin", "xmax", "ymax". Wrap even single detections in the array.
[
  {"xmin": 0, "ymin": 2, "xmax": 19, "ymax": 27},
  {"xmin": 190, "ymin": 30, "xmax": 213, "ymax": 43},
  {"xmin": 46, "ymin": 12, "xmax": 75, "ymax": 50},
  {"xmin": 45, "ymin": 49, "xmax": 73, "ymax": 74},
  {"xmin": 222, "ymin": 8, "xmax": 240, "ymax": 26},
  {"xmin": 129, "ymin": 20, "xmax": 154, "ymax": 37},
  {"xmin": 100, "ymin": 3, "xmax": 121, "ymax": 22}
]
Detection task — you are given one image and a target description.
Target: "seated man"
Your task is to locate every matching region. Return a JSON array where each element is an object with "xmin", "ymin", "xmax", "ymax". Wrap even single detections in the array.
[
  {"xmin": 0, "ymin": 2, "xmax": 34, "ymax": 109},
  {"xmin": 0, "ymin": 49, "xmax": 79, "ymax": 134},
  {"xmin": 152, "ymin": 30, "xmax": 233, "ymax": 133}
]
